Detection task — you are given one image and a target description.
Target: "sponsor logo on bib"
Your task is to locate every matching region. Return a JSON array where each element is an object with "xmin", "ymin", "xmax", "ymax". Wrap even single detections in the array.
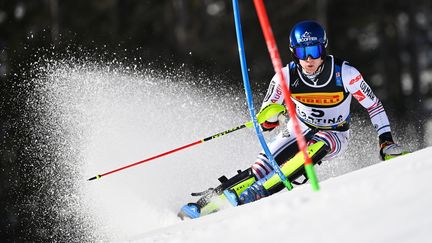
[{"xmin": 292, "ymin": 92, "xmax": 344, "ymax": 106}]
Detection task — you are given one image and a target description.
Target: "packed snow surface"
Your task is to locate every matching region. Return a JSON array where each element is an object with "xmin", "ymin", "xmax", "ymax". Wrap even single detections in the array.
[{"xmin": 130, "ymin": 147, "xmax": 432, "ymax": 243}]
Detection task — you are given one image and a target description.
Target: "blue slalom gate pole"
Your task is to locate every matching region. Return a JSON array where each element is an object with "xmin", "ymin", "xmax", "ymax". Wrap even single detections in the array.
[{"xmin": 231, "ymin": 0, "xmax": 292, "ymax": 190}]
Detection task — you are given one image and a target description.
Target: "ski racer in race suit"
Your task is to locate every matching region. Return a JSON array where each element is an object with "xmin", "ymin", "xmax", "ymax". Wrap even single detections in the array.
[
  {"xmin": 236, "ymin": 20, "xmax": 407, "ymax": 204},
  {"xmin": 179, "ymin": 20, "xmax": 408, "ymax": 219}
]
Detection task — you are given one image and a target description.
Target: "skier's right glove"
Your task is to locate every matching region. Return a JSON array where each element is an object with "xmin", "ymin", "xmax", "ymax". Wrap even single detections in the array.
[
  {"xmin": 379, "ymin": 141, "xmax": 407, "ymax": 161},
  {"xmin": 378, "ymin": 132, "xmax": 408, "ymax": 161}
]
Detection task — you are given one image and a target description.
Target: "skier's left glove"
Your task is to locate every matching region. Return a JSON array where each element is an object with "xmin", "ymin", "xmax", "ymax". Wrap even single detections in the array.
[
  {"xmin": 261, "ymin": 120, "xmax": 280, "ymax": 132},
  {"xmin": 379, "ymin": 141, "xmax": 407, "ymax": 161}
]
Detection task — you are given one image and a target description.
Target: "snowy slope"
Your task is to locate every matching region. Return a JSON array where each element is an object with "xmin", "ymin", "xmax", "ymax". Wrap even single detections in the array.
[{"xmin": 129, "ymin": 147, "xmax": 432, "ymax": 243}]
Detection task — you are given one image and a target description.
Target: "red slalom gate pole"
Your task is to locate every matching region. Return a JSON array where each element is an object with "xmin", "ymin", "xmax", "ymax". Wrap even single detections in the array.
[{"xmin": 253, "ymin": 0, "xmax": 320, "ymax": 191}]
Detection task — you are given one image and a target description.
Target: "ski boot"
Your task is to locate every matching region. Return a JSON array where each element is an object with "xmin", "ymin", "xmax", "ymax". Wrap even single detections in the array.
[
  {"xmin": 178, "ymin": 168, "xmax": 257, "ymax": 219},
  {"xmin": 224, "ymin": 178, "xmax": 269, "ymax": 206}
]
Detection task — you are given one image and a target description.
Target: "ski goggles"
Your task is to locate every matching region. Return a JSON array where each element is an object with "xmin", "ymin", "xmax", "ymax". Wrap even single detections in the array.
[{"xmin": 292, "ymin": 44, "xmax": 324, "ymax": 60}]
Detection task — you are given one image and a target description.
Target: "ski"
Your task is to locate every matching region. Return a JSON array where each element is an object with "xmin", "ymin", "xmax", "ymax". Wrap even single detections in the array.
[
  {"xmin": 178, "ymin": 191, "xmax": 237, "ymax": 220},
  {"xmin": 178, "ymin": 170, "xmax": 257, "ymax": 220},
  {"xmin": 178, "ymin": 141, "xmax": 328, "ymax": 219}
]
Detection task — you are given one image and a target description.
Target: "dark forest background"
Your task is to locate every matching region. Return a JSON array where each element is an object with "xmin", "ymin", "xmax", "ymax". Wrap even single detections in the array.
[{"xmin": 1, "ymin": 0, "xmax": 431, "ymax": 241}]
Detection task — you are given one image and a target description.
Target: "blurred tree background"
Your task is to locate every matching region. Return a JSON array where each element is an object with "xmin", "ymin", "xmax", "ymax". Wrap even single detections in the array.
[{"xmin": 0, "ymin": 0, "xmax": 431, "ymax": 241}]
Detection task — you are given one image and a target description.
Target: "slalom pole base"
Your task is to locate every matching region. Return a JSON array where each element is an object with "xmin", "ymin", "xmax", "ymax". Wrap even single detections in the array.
[
  {"xmin": 305, "ymin": 164, "xmax": 319, "ymax": 191},
  {"xmin": 282, "ymin": 179, "xmax": 293, "ymax": 191}
]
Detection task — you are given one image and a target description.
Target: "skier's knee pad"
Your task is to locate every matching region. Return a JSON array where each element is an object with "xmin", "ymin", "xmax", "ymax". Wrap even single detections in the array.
[{"xmin": 266, "ymin": 141, "xmax": 329, "ymax": 194}]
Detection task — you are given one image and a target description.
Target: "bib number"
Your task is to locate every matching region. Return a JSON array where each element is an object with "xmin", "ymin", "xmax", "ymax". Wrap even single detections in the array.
[{"xmin": 311, "ymin": 109, "xmax": 324, "ymax": 118}]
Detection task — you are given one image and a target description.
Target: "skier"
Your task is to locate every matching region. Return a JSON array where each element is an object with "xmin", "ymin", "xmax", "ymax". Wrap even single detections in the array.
[{"xmin": 179, "ymin": 20, "xmax": 407, "ymax": 219}]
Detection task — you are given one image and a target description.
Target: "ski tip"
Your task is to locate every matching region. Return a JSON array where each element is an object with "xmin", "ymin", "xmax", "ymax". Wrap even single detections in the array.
[
  {"xmin": 88, "ymin": 175, "xmax": 101, "ymax": 181},
  {"xmin": 177, "ymin": 211, "xmax": 191, "ymax": 221},
  {"xmin": 178, "ymin": 203, "xmax": 201, "ymax": 220}
]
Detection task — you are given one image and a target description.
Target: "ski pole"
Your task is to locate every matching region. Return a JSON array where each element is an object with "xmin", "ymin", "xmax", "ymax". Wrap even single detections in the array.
[
  {"xmin": 87, "ymin": 104, "xmax": 285, "ymax": 181},
  {"xmin": 253, "ymin": 0, "xmax": 320, "ymax": 191}
]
